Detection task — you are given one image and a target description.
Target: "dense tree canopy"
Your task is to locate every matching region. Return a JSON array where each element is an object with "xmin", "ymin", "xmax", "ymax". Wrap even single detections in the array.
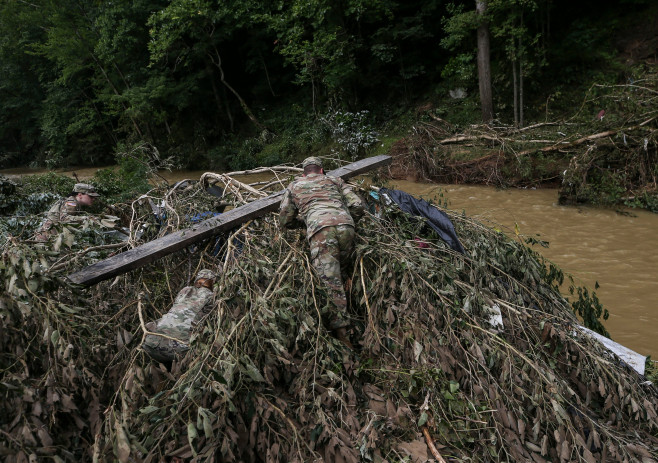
[{"xmin": 0, "ymin": 0, "xmax": 654, "ymax": 168}]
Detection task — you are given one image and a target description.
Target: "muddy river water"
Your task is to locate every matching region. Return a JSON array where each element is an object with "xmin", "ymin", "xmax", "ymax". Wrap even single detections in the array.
[
  {"xmin": 391, "ymin": 180, "xmax": 658, "ymax": 360},
  {"xmin": 3, "ymin": 166, "xmax": 657, "ymax": 358}
]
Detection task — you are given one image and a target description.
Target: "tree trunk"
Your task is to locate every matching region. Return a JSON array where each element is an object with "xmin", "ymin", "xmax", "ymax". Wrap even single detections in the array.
[
  {"xmin": 513, "ymin": 60, "xmax": 518, "ymax": 128},
  {"xmin": 519, "ymin": 57, "xmax": 524, "ymax": 128},
  {"xmin": 207, "ymin": 63, "xmax": 233, "ymax": 132},
  {"xmin": 476, "ymin": 0, "xmax": 494, "ymax": 123},
  {"xmin": 209, "ymin": 47, "xmax": 266, "ymax": 133},
  {"xmin": 518, "ymin": 14, "xmax": 524, "ymax": 128},
  {"xmin": 259, "ymin": 52, "xmax": 277, "ymax": 97}
]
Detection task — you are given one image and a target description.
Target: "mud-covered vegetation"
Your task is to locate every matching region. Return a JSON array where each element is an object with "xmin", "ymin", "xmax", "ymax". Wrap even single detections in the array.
[{"xmin": 1, "ymin": 169, "xmax": 656, "ymax": 462}]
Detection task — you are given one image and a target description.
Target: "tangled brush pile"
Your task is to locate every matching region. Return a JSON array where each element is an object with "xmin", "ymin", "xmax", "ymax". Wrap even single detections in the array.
[{"xmin": 1, "ymin": 175, "xmax": 657, "ymax": 462}]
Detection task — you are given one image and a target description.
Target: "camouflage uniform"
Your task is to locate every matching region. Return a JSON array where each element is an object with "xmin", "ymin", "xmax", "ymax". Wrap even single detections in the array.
[
  {"xmin": 279, "ymin": 157, "xmax": 364, "ymax": 329},
  {"xmin": 142, "ymin": 269, "xmax": 216, "ymax": 362},
  {"xmin": 35, "ymin": 183, "xmax": 100, "ymax": 241}
]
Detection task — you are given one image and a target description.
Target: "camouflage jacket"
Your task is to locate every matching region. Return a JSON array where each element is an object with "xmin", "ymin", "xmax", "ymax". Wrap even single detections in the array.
[
  {"xmin": 279, "ymin": 173, "xmax": 364, "ymax": 239},
  {"xmin": 35, "ymin": 196, "xmax": 82, "ymax": 241},
  {"xmin": 154, "ymin": 285, "xmax": 214, "ymax": 339},
  {"xmin": 46, "ymin": 196, "xmax": 81, "ymax": 222},
  {"xmin": 142, "ymin": 285, "xmax": 214, "ymax": 362}
]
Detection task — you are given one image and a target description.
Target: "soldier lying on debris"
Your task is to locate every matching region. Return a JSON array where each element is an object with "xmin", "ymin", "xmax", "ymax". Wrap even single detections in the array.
[
  {"xmin": 142, "ymin": 269, "xmax": 217, "ymax": 363},
  {"xmin": 34, "ymin": 182, "xmax": 100, "ymax": 241}
]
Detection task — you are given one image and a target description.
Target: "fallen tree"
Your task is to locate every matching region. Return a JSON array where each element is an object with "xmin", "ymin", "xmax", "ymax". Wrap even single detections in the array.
[
  {"xmin": 388, "ymin": 66, "xmax": 658, "ymax": 212},
  {"xmin": 1, "ymin": 169, "xmax": 657, "ymax": 462}
]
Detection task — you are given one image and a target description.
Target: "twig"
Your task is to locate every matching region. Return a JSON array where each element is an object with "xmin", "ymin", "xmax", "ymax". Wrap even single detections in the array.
[
  {"xmin": 137, "ymin": 292, "xmax": 188, "ymax": 346},
  {"xmin": 517, "ymin": 120, "xmax": 657, "ymax": 156},
  {"xmin": 222, "ymin": 166, "xmax": 302, "ymax": 176},
  {"xmin": 222, "ymin": 220, "xmax": 252, "ymax": 273},
  {"xmin": 426, "ymin": 113, "xmax": 452, "ymax": 128},
  {"xmin": 47, "ymin": 242, "xmax": 128, "ymax": 273},
  {"xmin": 263, "ymin": 250, "xmax": 294, "ymax": 298},
  {"xmin": 200, "ymin": 172, "xmax": 268, "ymax": 197},
  {"xmin": 360, "ymin": 256, "xmax": 381, "ymax": 346},
  {"xmin": 261, "ymin": 396, "xmax": 317, "ymax": 457},
  {"xmin": 515, "ymin": 121, "xmax": 562, "ymax": 132},
  {"xmin": 439, "ymin": 134, "xmax": 502, "ymax": 144},
  {"xmin": 422, "ymin": 426, "xmax": 448, "ymax": 463}
]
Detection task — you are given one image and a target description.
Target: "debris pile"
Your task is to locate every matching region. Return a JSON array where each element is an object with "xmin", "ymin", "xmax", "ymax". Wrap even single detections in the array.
[
  {"xmin": 387, "ymin": 66, "xmax": 658, "ymax": 212},
  {"xmin": 1, "ymin": 171, "xmax": 657, "ymax": 462}
]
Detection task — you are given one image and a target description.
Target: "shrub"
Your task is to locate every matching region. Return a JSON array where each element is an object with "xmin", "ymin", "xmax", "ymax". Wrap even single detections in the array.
[{"xmin": 320, "ymin": 109, "xmax": 380, "ymax": 160}]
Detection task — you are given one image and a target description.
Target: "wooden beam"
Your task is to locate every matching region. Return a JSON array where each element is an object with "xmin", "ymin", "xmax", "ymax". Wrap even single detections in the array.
[{"xmin": 67, "ymin": 155, "xmax": 392, "ymax": 286}]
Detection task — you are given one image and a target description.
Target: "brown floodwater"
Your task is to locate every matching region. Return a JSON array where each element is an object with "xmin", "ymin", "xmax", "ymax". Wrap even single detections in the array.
[
  {"xmin": 390, "ymin": 180, "xmax": 658, "ymax": 360},
  {"xmin": 3, "ymin": 167, "xmax": 657, "ymax": 358}
]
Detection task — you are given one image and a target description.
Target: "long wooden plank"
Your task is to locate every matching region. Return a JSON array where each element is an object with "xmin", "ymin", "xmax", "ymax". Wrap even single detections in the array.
[{"xmin": 67, "ymin": 155, "xmax": 392, "ymax": 286}]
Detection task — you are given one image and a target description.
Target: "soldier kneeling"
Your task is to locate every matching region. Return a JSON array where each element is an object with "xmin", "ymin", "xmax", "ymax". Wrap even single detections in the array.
[{"xmin": 142, "ymin": 269, "xmax": 216, "ymax": 363}]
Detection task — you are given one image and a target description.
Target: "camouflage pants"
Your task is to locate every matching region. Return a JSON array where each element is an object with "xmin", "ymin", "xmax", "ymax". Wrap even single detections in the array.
[
  {"xmin": 309, "ymin": 224, "xmax": 355, "ymax": 329},
  {"xmin": 142, "ymin": 286, "xmax": 213, "ymax": 362}
]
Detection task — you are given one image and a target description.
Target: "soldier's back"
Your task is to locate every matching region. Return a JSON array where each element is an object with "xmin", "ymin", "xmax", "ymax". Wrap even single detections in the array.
[
  {"xmin": 289, "ymin": 173, "xmax": 354, "ymax": 238},
  {"xmin": 46, "ymin": 196, "xmax": 79, "ymax": 223}
]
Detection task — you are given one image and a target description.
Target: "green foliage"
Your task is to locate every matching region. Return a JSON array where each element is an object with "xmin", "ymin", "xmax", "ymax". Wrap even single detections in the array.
[
  {"xmin": 440, "ymin": 3, "xmax": 476, "ymax": 52},
  {"xmin": 320, "ymin": 109, "xmax": 380, "ymax": 160},
  {"xmin": 503, "ymin": 150, "xmax": 563, "ymax": 187},
  {"xmin": 0, "ymin": 175, "xmax": 17, "ymax": 214},
  {"xmin": 568, "ymin": 283, "xmax": 610, "ymax": 337},
  {"xmin": 13, "ymin": 192, "xmax": 61, "ymax": 217},
  {"xmin": 17, "ymin": 172, "xmax": 76, "ymax": 197},
  {"xmin": 432, "ymin": 91, "xmax": 481, "ymax": 128},
  {"xmin": 441, "ymin": 53, "xmax": 476, "ymax": 88},
  {"xmin": 647, "ymin": 360, "xmax": 658, "ymax": 383},
  {"xmin": 441, "ymin": 0, "xmax": 553, "ymax": 123},
  {"xmin": 267, "ymin": 0, "xmax": 444, "ymax": 103},
  {"xmin": 0, "ymin": 0, "xmax": 656, "ymax": 200},
  {"xmin": 105, "ymin": 142, "xmax": 170, "ymax": 199},
  {"xmin": 624, "ymin": 191, "xmax": 658, "ymax": 213},
  {"xmin": 558, "ymin": 66, "xmax": 658, "ymax": 210},
  {"xmin": 92, "ymin": 167, "xmax": 148, "ymax": 205},
  {"xmin": 0, "ymin": 1, "xmax": 49, "ymax": 167},
  {"xmin": 1, "ymin": 175, "xmax": 62, "ymax": 224}
]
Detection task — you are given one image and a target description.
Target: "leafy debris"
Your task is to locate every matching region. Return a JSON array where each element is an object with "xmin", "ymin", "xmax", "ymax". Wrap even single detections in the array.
[{"xmin": 1, "ymin": 170, "xmax": 656, "ymax": 462}]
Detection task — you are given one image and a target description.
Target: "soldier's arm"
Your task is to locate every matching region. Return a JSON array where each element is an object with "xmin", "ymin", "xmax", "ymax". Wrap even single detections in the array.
[
  {"xmin": 341, "ymin": 182, "xmax": 365, "ymax": 221},
  {"xmin": 278, "ymin": 188, "xmax": 302, "ymax": 229}
]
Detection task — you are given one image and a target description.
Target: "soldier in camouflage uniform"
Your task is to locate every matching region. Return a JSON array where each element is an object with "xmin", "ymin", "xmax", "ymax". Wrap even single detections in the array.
[
  {"xmin": 279, "ymin": 157, "xmax": 364, "ymax": 337},
  {"xmin": 142, "ymin": 269, "xmax": 217, "ymax": 363},
  {"xmin": 34, "ymin": 183, "xmax": 100, "ymax": 241}
]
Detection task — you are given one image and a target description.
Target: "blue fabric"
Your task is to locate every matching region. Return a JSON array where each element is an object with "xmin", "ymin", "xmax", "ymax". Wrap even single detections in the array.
[
  {"xmin": 189, "ymin": 211, "xmax": 222, "ymax": 223},
  {"xmin": 379, "ymin": 188, "xmax": 466, "ymax": 254}
]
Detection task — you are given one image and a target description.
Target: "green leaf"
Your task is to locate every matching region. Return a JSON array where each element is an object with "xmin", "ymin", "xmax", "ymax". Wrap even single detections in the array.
[
  {"xmin": 187, "ymin": 421, "xmax": 198, "ymax": 457},
  {"xmin": 202, "ymin": 412, "xmax": 213, "ymax": 439},
  {"xmin": 244, "ymin": 363, "xmax": 265, "ymax": 382},
  {"xmin": 417, "ymin": 411, "xmax": 428, "ymax": 427},
  {"xmin": 449, "ymin": 380, "xmax": 459, "ymax": 393},
  {"xmin": 139, "ymin": 405, "xmax": 159, "ymax": 414}
]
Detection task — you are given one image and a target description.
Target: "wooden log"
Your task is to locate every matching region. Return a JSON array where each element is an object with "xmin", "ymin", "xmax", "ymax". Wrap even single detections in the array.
[{"xmin": 67, "ymin": 155, "xmax": 392, "ymax": 286}]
